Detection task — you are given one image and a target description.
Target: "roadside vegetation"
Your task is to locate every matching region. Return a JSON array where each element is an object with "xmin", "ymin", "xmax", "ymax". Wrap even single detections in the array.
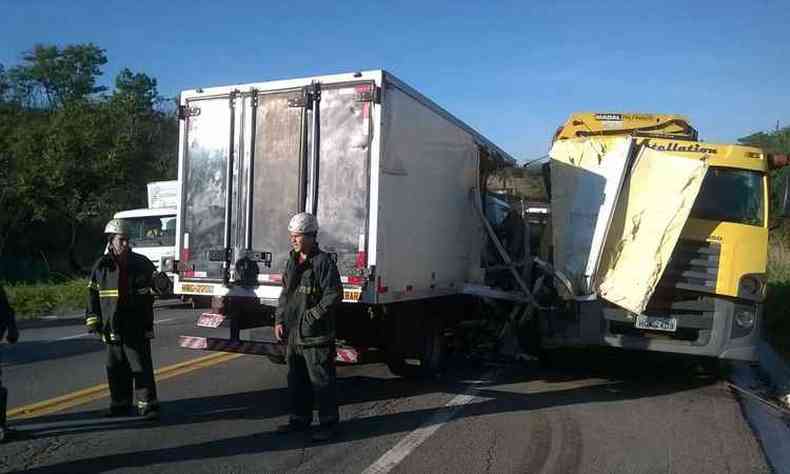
[
  {"xmin": 4, "ymin": 278, "xmax": 88, "ymax": 319},
  {"xmin": 766, "ymin": 234, "xmax": 790, "ymax": 361},
  {"xmin": 0, "ymin": 43, "xmax": 177, "ymax": 281},
  {"xmin": 742, "ymin": 125, "xmax": 790, "ymax": 362}
]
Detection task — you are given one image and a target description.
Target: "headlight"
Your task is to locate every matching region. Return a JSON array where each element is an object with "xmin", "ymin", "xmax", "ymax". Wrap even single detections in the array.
[
  {"xmin": 737, "ymin": 274, "xmax": 766, "ymax": 301},
  {"xmin": 734, "ymin": 307, "xmax": 756, "ymax": 329}
]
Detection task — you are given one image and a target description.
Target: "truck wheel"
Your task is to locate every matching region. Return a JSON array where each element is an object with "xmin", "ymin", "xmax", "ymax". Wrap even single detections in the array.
[{"xmin": 385, "ymin": 318, "xmax": 445, "ymax": 378}]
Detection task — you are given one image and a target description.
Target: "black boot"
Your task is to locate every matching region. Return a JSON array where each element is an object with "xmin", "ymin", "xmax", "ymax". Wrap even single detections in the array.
[
  {"xmin": 0, "ymin": 386, "xmax": 12, "ymax": 443},
  {"xmin": 0, "ymin": 386, "xmax": 7, "ymax": 428}
]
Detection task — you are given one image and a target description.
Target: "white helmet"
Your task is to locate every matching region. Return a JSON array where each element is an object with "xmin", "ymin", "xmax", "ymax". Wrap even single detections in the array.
[
  {"xmin": 104, "ymin": 218, "xmax": 130, "ymax": 236},
  {"xmin": 288, "ymin": 213, "xmax": 318, "ymax": 234}
]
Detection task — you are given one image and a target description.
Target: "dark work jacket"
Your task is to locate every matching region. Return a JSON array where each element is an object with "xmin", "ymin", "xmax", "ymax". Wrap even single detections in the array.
[
  {"xmin": 86, "ymin": 251, "xmax": 156, "ymax": 343},
  {"xmin": 275, "ymin": 247, "xmax": 342, "ymax": 347},
  {"xmin": 0, "ymin": 286, "xmax": 17, "ymax": 341}
]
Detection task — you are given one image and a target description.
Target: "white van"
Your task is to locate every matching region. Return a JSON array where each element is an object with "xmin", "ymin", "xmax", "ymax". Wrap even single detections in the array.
[{"xmin": 112, "ymin": 207, "xmax": 177, "ymax": 273}]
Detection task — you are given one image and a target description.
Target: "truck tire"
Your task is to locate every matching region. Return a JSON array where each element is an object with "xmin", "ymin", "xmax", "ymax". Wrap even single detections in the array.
[{"xmin": 385, "ymin": 316, "xmax": 445, "ymax": 378}]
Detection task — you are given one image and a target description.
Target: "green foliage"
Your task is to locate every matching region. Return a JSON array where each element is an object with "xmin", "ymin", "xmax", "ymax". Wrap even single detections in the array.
[
  {"xmin": 738, "ymin": 126, "xmax": 790, "ymax": 155},
  {"xmin": 765, "ymin": 280, "xmax": 790, "ymax": 362},
  {"xmin": 766, "ymin": 223, "xmax": 790, "ymax": 361},
  {"xmin": 5, "ymin": 43, "xmax": 107, "ymax": 108},
  {"xmin": 4, "ymin": 278, "xmax": 88, "ymax": 318},
  {"xmin": 739, "ymin": 126, "xmax": 790, "ymax": 231},
  {"xmin": 0, "ymin": 43, "xmax": 177, "ymax": 278}
]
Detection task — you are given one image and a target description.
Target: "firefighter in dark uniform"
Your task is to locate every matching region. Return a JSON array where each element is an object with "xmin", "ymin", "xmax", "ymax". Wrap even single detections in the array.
[
  {"xmin": 86, "ymin": 219, "xmax": 160, "ymax": 419},
  {"xmin": 0, "ymin": 285, "xmax": 19, "ymax": 442},
  {"xmin": 275, "ymin": 213, "xmax": 343, "ymax": 442}
]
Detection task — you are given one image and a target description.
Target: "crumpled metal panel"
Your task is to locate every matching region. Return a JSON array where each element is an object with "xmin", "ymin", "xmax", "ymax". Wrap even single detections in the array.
[
  {"xmin": 549, "ymin": 137, "xmax": 633, "ymax": 295},
  {"xmin": 597, "ymin": 147, "xmax": 709, "ymax": 314}
]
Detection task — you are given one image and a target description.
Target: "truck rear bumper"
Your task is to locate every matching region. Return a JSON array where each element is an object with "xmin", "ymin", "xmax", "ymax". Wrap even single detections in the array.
[{"xmin": 178, "ymin": 336, "xmax": 361, "ymax": 363}]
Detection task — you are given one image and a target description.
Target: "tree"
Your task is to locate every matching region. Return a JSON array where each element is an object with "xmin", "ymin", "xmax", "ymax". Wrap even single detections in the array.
[
  {"xmin": 0, "ymin": 64, "xmax": 9, "ymax": 100},
  {"xmin": 0, "ymin": 43, "xmax": 179, "ymax": 277},
  {"xmin": 738, "ymin": 126, "xmax": 790, "ymax": 155},
  {"xmin": 0, "ymin": 107, "xmax": 50, "ymax": 255},
  {"xmin": 114, "ymin": 68, "xmax": 158, "ymax": 111},
  {"xmin": 5, "ymin": 43, "xmax": 107, "ymax": 108},
  {"xmin": 739, "ymin": 125, "xmax": 790, "ymax": 231}
]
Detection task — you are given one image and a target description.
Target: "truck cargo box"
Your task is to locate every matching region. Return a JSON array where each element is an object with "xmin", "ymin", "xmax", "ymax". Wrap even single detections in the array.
[{"xmin": 173, "ymin": 70, "xmax": 516, "ymax": 306}]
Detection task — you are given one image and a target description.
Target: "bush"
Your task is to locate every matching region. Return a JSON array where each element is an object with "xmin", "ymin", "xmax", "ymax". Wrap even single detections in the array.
[
  {"xmin": 767, "ymin": 234, "xmax": 790, "ymax": 360},
  {"xmin": 4, "ymin": 279, "xmax": 87, "ymax": 318}
]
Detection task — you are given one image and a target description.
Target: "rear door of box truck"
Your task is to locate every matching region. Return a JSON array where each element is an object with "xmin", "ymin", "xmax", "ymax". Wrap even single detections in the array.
[{"xmin": 176, "ymin": 79, "xmax": 374, "ymax": 291}]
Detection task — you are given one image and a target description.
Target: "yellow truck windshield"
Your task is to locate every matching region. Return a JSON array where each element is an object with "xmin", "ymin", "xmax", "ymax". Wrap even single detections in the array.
[{"xmin": 690, "ymin": 168, "xmax": 765, "ymax": 227}]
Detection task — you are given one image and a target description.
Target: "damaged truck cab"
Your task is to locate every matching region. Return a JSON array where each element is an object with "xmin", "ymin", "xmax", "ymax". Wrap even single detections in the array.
[{"xmin": 542, "ymin": 112, "xmax": 776, "ymax": 361}]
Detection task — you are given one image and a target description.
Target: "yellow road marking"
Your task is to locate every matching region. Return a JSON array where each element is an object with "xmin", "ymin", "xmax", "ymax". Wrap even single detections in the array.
[{"xmin": 8, "ymin": 351, "xmax": 243, "ymax": 420}]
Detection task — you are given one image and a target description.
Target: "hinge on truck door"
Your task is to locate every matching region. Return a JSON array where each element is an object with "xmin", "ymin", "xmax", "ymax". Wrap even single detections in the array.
[
  {"xmin": 178, "ymin": 105, "xmax": 201, "ymax": 120},
  {"xmin": 288, "ymin": 82, "xmax": 322, "ymax": 109},
  {"xmin": 288, "ymin": 92, "xmax": 309, "ymax": 108}
]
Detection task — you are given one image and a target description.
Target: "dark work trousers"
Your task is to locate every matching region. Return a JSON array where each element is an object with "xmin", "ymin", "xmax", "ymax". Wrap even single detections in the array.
[
  {"xmin": 106, "ymin": 339, "xmax": 158, "ymax": 409},
  {"xmin": 286, "ymin": 343, "xmax": 338, "ymax": 426},
  {"xmin": 0, "ymin": 352, "xmax": 7, "ymax": 427}
]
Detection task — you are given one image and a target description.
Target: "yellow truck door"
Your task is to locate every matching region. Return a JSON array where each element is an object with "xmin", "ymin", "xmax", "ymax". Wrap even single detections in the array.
[{"xmin": 596, "ymin": 147, "xmax": 709, "ymax": 314}]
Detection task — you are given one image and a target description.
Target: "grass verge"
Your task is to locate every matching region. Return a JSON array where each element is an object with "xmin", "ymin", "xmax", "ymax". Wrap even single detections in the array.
[{"xmin": 4, "ymin": 278, "xmax": 88, "ymax": 319}]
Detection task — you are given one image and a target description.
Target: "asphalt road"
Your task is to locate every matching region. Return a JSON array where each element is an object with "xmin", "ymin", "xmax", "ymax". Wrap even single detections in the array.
[{"xmin": 0, "ymin": 305, "xmax": 772, "ymax": 473}]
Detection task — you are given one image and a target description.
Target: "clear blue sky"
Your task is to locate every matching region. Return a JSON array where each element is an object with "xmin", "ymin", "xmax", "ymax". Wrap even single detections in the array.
[{"xmin": 2, "ymin": 0, "xmax": 788, "ymax": 162}]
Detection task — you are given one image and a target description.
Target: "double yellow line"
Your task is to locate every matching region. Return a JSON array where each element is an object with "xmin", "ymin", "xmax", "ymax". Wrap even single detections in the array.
[{"xmin": 8, "ymin": 352, "xmax": 242, "ymax": 420}]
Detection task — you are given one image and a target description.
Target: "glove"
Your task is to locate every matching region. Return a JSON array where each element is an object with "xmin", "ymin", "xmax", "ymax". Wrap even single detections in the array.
[{"xmin": 152, "ymin": 271, "xmax": 172, "ymax": 296}]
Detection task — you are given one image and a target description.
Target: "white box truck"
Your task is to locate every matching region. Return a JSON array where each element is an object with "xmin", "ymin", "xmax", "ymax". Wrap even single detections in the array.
[
  {"xmin": 112, "ymin": 180, "xmax": 178, "ymax": 275},
  {"xmin": 170, "ymin": 70, "xmax": 527, "ymax": 375}
]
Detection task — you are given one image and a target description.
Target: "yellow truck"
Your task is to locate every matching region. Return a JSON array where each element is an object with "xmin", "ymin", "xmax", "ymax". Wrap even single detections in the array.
[{"xmin": 540, "ymin": 112, "xmax": 783, "ymax": 361}]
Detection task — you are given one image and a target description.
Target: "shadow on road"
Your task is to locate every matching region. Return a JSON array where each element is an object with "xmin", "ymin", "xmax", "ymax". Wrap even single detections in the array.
[
  {"xmin": 8, "ymin": 348, "xmax": 724, "ymax": 473},
  {"xmin": 16, "ymin": 316, "xmax": 85, "ymax": 330},
  {"xmin": 2, "ymin": 338, "xmax": 105, "ymax": 366}
]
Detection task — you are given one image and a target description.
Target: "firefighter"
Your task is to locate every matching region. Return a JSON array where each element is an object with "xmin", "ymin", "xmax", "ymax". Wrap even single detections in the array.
[
  {"xmin": 86, "ymin": 219, "xmax": 160, "ymax": 419},
  {"xmin": 275, "ymin": 212, "xmax": 343, "ymax": 442},
  {"xmin": 0, "ymin": 285, "xmax": 19, "ymax": 442}
]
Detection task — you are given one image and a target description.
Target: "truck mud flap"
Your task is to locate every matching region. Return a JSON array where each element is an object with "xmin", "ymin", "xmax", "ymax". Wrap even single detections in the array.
[{"xmin": 179, "ymin": 335, "xmax": 361, "ymax": 363}]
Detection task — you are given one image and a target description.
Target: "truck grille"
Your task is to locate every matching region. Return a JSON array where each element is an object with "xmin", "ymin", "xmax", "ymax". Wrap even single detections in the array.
[
  {"xmin": 607, "ymin": 239, "xmax": 721, "ymax": 345},
  {"xmin": 657, "ymin": 239, "xmax": 720, "ymax": 294},
  {"xmin": 607, "ymin": 293, "xmax": 714, "ymax": 343}
]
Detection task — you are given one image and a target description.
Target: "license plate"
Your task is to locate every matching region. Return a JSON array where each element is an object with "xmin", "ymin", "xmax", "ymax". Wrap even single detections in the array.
[
  {"xmin": 634, "ymin": 315, "xmax": 678, "ymax": 332},
  {"xmin": 180, "ymin": 283, "xmax": 213, "ymax": 294}
]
